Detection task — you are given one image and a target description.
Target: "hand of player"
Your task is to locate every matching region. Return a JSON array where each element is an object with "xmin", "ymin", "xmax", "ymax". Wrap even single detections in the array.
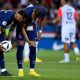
[
  {"xmin": 0, "ymin": 44, "xmax": 6, "ymax": 51},
  {"xmin": 37, "ymin": 31, "xmax": 42, "ymax": 40},
  {"xmin": 28, "ymin": 41, "xmax": 36, "ymax": 47}
]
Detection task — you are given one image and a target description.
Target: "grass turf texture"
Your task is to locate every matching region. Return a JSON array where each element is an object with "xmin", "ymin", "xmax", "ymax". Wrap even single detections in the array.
[{"xmin": 0, "ymin": 49, "xmax": 80, "ymax": 80}]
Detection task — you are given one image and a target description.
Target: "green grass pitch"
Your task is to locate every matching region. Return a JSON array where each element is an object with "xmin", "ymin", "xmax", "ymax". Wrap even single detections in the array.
[{"xmin": 0, "ymin": 49, "xmax": 80, "ymax": 80}]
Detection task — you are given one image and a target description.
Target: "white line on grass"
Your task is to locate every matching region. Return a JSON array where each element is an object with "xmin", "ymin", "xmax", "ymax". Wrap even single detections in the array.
[{"xmin": 6, "ymin": 61, "xmax": 74, "ymax": 65}]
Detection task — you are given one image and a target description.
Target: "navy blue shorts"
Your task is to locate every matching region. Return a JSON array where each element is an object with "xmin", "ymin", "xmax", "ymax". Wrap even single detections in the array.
[
  {"xmin": 16, "ymin": 32, "xmax": 25, "ymax": 41},
  {"xmin": 16, "ymin": 30, "xmax": 37, "ymax": 41},
  {"xmin": 27, "ymin": 31, "xmax": 37, "ymax": 41},
  {"xmin": 16, "ymin": 23, "xmax": 37, "ymax": 41},
  {"xmin": 0, "ymin": 32, "xmax": 5, "ymax": 42}
]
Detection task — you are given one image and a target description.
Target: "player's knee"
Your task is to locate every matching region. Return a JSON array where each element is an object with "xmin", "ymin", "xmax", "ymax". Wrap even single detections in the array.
[
  {"xmin": 17, "ymin": 40, "xmax": 24, "ymax": 46},
  {"xmin": 71, "ymin": 42, "xmax": 74, "ymax": 45},
  {"xmin": 71, "ymin": 42, "xmax": 77, "ymax": 48},
  {"xmin": 64, "ymin": 43, "xmax": 69, "ymax": 52},
  {"xmin": 30, "ymin": 46, "xmax": 36, "ymax": 53}
]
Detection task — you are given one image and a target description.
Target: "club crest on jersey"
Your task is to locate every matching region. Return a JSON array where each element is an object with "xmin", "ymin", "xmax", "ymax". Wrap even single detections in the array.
[{"xmin": 2, "ymin": 21, "xmax": 7, "ymax": 26}]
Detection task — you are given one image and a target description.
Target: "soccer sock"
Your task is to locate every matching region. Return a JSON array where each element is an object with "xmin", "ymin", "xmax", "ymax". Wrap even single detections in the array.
[
  {"xmin": 30, "ymin": 69, "xmax": 34, "ymax": 71},
  {"xmin": 64, "ymin": 53, "xmax": 69, "ymax": 61},
  {"xmin": 74, "ymin": 47, "xmax": 80, "ymax": 56},
  {"xmin": 16, "ymin": 45, "xmax": 24, "ymax": 69},
  {"xmin": 0, "ymin": 51, "xmax": 5, "ymax": 70},
  {"xmin": 24, "ymin": 42, "xmax": 29, "ymax": 59},
  {"xmin": 29, "ymin": 46, "xmax": 36, "ymax": 69}
]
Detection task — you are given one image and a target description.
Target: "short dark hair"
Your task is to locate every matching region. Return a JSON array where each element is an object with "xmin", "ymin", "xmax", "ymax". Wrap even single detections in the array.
[
  {"xmin": 18, "ymin": 10, "xmax": 26, "ymax": 18},
  {"xmin": 33, "ymin": 8, "xmax": 42, "ymax": 18},
  {"xmin": 18, "ymin": 10, "xmax": 27, "ymax": 23}
]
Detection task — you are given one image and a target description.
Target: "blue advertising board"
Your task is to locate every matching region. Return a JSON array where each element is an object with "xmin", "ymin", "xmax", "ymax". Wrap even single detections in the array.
[{"xmin": 38, "ymin": 24, "xmax": 80, "ymax": 50}]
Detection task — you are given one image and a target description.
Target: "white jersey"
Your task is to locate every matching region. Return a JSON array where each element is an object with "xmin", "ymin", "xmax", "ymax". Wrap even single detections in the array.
[
  {"xmin": 57, "ymin": 4, "xmax": 78, "ymax": 44},
  {"xmin": 58, "ymin": 5, "xmax": 78, "ymax": 28}
]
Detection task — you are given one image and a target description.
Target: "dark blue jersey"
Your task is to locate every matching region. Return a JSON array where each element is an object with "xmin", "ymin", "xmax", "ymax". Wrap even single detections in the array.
[
  {"xmin": 36, "ymin": 5, "xmax": 47, "ymax": 20},
  {"xmin": 17, "ymin": 6, "xmax": 47, "ymax": 41},
  {"xmin": 24, "ymin": 7, "xmax": 34, "ymax": 24},
  {"xmin": 24, "ymin": 5, "xmax": 47, "ymax": 25},
  {"xmin": 0, "ymin": 10, "xmax": 14, "ymax": 28}
]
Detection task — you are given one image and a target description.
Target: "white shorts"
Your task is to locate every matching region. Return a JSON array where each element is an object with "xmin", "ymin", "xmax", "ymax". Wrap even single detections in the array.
[{"xmin": 61, "ymin": 26, "xmax": 76, "ymax": 44}]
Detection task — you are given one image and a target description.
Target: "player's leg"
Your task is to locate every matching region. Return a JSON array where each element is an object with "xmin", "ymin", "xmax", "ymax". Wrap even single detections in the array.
[
  {"xmin": 16, "ymin": 27, "xmax": 25, "ymax": 77},
  {"xmin": 27, "ymin": 30, "xmax": 40, "ymax": 76},
  {"xmin": 63, "ymin": 43, "xmax": 70, "ymax": 62},
  {"xmin": 60, "ymin": 29, "xmax": 70, "ymax": 63},
  {"xmin": 70, "ymin": 32, "xmax": 80, "ymax": 62},
  {"xmin": 0, "ymin": 32, "xmax": 12, "ymax": 76},
  {"xmin": 16, "ymin": 40, "xmax": 24, "ymax": 77},
  {"xmin": 0, "ymin": 50, "xmax": 12, "ymax": 76},
  {"xmin": 36, "ymin": 41, "xmax": 42, "ymax": 63},
  {"xmin": 23, "ymin": 42, "xmax": 29, "ymax": 62},
  {"xmin": 24, "ymin": 41, "xmax": 42, "ymax": 63},
  {"xmin": 29, "ymin": 45, "xmax": 40, "ymax": 76},
  {"xmin": 0, "ymin": 51, "xmax": 6, "ymax": 74},
  {"xmin": 60, "ymin": 42, "xmax": 70, "ymax": 63},
  {"xmin": 71, "ymin": 42, "xmax": 80, "ymax": 61},
  {"xmin": 29, "ymin": 46, "xmax": 36, "ymax": 70}
]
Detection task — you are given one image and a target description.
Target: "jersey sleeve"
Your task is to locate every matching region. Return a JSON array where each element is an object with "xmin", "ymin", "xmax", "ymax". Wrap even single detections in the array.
[
  {"xmin": 57, "ymin": 8, "xmax": 62, "ymax": 17},
  {"xmin": 74, "ymin": 11, "xmax": 78, "ymax": 20}
]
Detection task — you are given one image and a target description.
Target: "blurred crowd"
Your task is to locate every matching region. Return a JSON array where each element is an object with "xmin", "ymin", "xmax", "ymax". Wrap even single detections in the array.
[
  {"xmin": 0, "ymin": 0, "xmax": 80, "ymax": 39},
  {"xmin": 0, "ymin": 0, "xmax": 80, "ymax": 20}
]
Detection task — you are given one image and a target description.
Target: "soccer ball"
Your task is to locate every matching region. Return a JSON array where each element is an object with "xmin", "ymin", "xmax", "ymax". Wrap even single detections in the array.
[{"xmin": 1, "ymin": 40, "xmax": 12, "ymax": 52}]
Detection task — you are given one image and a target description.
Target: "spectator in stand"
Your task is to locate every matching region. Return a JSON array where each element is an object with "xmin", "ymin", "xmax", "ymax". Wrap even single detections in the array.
[
  {"xmin": 20, "ymin": 0, "xmax": 28, "ymax": 8},
  {"xmin": 6, "ymin": 0, "xmax": 20, "ymax": 9}
]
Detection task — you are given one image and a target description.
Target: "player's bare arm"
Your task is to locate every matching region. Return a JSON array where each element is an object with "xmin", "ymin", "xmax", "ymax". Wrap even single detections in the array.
[
  {"xmin": 37, "ymin": 17, "xmax": 47, "ymax": 40},
  {"xmin": 7, "ymin": 21, "xmax": 16, "ymax": 41},
  {"xmin": 53, "ymin": 16, "xmax": 61, "ymax": 24}
]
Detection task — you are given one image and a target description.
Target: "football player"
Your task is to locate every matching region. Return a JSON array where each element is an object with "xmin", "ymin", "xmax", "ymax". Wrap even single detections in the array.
[
  {"xmin": 24, "ymin": 0, "xmax": 42, "ymax": 63},
  {"xmin": 53, "ymin": 0, "xmax": 80, "ymax": 63},
  {"xmin": 0, "ymin": 5, "xmax": 30, "ymax": 76},
  {"xmin": 16, "ymin": 5, "xmax": 47, "ymax": 77}
]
